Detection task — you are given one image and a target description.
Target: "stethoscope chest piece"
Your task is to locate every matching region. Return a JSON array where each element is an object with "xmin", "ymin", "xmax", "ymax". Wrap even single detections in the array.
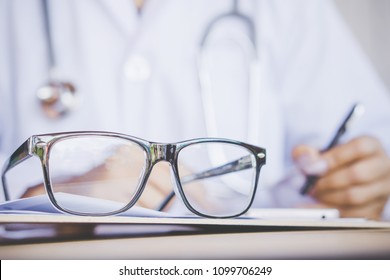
[{"xmin": 36, "ymin": 81, "xmax": 78, "ymax": 119}]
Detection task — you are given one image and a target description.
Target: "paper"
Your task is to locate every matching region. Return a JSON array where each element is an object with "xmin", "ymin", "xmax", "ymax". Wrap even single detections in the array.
[
  {"xmin": 0, "ymin": 193, "xmax": 344, "ymax": 221},
  {"xmin": 246, "ymin": 208, "xmax": 340, "ymax": 220},
  {"xmin": 0, "ymin": 193, "xmax": 176, "ymax": 218},
  {"xmin": 0, "ymin": 194, "xmax": 195, "ymax": 242},
  {"xmin": 0, "ymin": 192, "xmax": 347, "ymax": 221}
]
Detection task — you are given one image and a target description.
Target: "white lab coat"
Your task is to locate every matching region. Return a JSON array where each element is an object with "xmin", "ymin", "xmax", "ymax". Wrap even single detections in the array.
[{"xmin": 1, "ymin": 0, "xmax": 390, "ymax": 217}]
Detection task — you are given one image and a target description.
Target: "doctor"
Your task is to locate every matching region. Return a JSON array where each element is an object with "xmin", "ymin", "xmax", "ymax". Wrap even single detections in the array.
[{"xmin": 1, "ymin": 0, "xmax": 390, "ymax": 220}]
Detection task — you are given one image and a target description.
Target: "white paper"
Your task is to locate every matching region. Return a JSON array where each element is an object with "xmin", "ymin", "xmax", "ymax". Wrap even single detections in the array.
[
  {"xmin": 0, "ymin": 193, "xmax": 177, "ymax": 218},
  {"xmin": 245, "ymin": 208, "xmax": 340, "ymax": 220},
  {"xmin": 0, "ymin": 192, "xmax": 345, "ymax": 221}
]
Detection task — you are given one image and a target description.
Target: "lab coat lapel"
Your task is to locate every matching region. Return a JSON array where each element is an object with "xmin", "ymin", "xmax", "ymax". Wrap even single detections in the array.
[
  {"xmin": 98, "ymin": 0, "xmax": 138, "ymax": 37},
  {"xmin": 98, "ymin": 0, "xmax": 165, "ymax": 37}
]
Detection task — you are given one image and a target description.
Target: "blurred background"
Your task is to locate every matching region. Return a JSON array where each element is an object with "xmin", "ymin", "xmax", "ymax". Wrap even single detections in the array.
[{"xmin": 334, "ymin": 0, "xmax": 390, "ymax": 90}]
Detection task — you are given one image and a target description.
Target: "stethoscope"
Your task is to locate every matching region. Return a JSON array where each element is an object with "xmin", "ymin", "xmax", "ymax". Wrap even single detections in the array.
[
  {"xmin": 37, "ymin": 0, "xmax": 261, "ymax": 140},
  {"xmin": 36, "ymin": 0, "xmax": 78, "ymax": 119},
  {"xmin": 197, "ymin": 0, "xmax": 261, "ymax": 166}
]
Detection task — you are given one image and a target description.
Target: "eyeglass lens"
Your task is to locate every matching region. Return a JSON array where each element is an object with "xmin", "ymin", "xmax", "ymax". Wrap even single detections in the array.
[
  {"xmin": 177, "ymin": 142, "xmax": 257, "ymax": 217},
  {"xmin": 48, "ymin": 136, "xmax": 147, "ymax": 214}
]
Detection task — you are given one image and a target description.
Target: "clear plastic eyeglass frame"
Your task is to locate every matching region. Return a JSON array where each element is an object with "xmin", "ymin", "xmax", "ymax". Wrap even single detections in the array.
[{"xmin": 1, "ymin": 131, "xmax": 266, "ymax": 218}]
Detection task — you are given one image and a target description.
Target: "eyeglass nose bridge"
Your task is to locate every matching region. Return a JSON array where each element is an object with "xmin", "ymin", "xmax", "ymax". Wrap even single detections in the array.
[{"xmin": 150, "ymin": 143, "xmax": 176, "ymax": 165}]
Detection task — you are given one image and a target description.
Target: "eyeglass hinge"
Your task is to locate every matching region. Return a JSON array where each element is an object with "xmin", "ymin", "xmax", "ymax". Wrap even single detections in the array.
[
  {"xmin": 31, "ymin": 138, "xmax": 48, "ymax": 160},
  {"xmin": 257, "ymin": 152, "xmax": 265, "ymax": 159}
]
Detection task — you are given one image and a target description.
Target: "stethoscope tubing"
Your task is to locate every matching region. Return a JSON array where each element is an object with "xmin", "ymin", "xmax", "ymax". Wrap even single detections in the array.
[
  {"xmin": 41, "ymin": 0, "xmax": 55, "ymax": 72},
  {"xmin": 198, "ymin": 0, "xmax": 260, "ymax": 144}
]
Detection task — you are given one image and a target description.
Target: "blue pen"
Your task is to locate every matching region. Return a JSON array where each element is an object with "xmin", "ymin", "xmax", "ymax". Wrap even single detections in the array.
[{"xmin": 300, "ymin": 103, "xmax": 365, "ymax": 195}]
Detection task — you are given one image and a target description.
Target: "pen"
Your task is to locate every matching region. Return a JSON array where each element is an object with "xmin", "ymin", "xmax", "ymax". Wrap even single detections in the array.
[{"xmin": 300, "ymin": 103, "xmax": 365, "ymax": 195}]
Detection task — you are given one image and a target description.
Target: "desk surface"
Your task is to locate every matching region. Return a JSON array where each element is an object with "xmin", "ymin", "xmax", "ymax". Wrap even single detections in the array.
[
  {"xmin": 1, "ymin": 215, "xmax": 390, "ymax": 259},
  {"xmin": 1, "ymin": 228, "xmax": 390, "ymax": 259}
]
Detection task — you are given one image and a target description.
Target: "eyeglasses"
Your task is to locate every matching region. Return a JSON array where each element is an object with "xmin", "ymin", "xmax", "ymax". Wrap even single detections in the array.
[{"xmin": 1, "ymin": 131, "xmax": 266, "ymax": 218}]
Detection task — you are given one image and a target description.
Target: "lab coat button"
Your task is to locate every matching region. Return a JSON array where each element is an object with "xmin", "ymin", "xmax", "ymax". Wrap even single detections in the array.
[{"xmin": 123, "ymin": 54, "xmax": 151, "ymax": 81}]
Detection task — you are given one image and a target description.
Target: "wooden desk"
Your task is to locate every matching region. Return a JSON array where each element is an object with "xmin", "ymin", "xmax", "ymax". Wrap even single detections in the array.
[{"xmin": 1, "ymin": 216, "xmax": 390, "ymax": 259}]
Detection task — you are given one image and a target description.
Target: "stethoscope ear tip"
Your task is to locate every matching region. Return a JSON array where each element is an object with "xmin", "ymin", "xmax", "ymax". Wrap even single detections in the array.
[{"xmin": 36, "ymin": 81, "xmax": 78, "ymax": 119}]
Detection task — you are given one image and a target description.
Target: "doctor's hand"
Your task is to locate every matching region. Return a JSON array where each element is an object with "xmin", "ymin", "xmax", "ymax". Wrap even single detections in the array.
[{"xmin": 292, "ymin": 136, "xmax": 390, "ymax": 220}]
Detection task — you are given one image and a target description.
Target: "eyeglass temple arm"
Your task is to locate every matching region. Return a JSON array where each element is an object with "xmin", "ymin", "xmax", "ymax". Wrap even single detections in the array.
[
  {"xmin": 1, "ymin": 139, "xmax": 33, "ymax": 201},
  {"xmin": 182, "ymin": 155, "xmax": 254, "ymax": 184},
  {"xmin": 157, "ymin": 154, "xmax": 256, "ymax": 211}
]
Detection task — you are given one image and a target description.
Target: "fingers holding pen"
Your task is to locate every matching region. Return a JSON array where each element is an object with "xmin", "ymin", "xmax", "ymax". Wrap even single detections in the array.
[
  {"xmin": 320, "ymin": 136, "xmax": 383, "ymax": 173},
  {"xmin": 293, "ymin": 136, "xmax": 388, "ymax": 189},
  {"xmin": 292, "ymin": 145, "xmax": 328, "ymax": 177},
  {"xmin": 293, "ymin": 136, "xmax": 390, "ymax": 219},
  {"xmin": 315, "ymin": 137, "xmax": 390, "ymax": 194},
  {"xmin": 315, "ymin": 151, "xmax": 390, "ymax": 192},
  {"xmin": 294, "ymin": 137, "xmax": 381, "ymax": 173}
]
